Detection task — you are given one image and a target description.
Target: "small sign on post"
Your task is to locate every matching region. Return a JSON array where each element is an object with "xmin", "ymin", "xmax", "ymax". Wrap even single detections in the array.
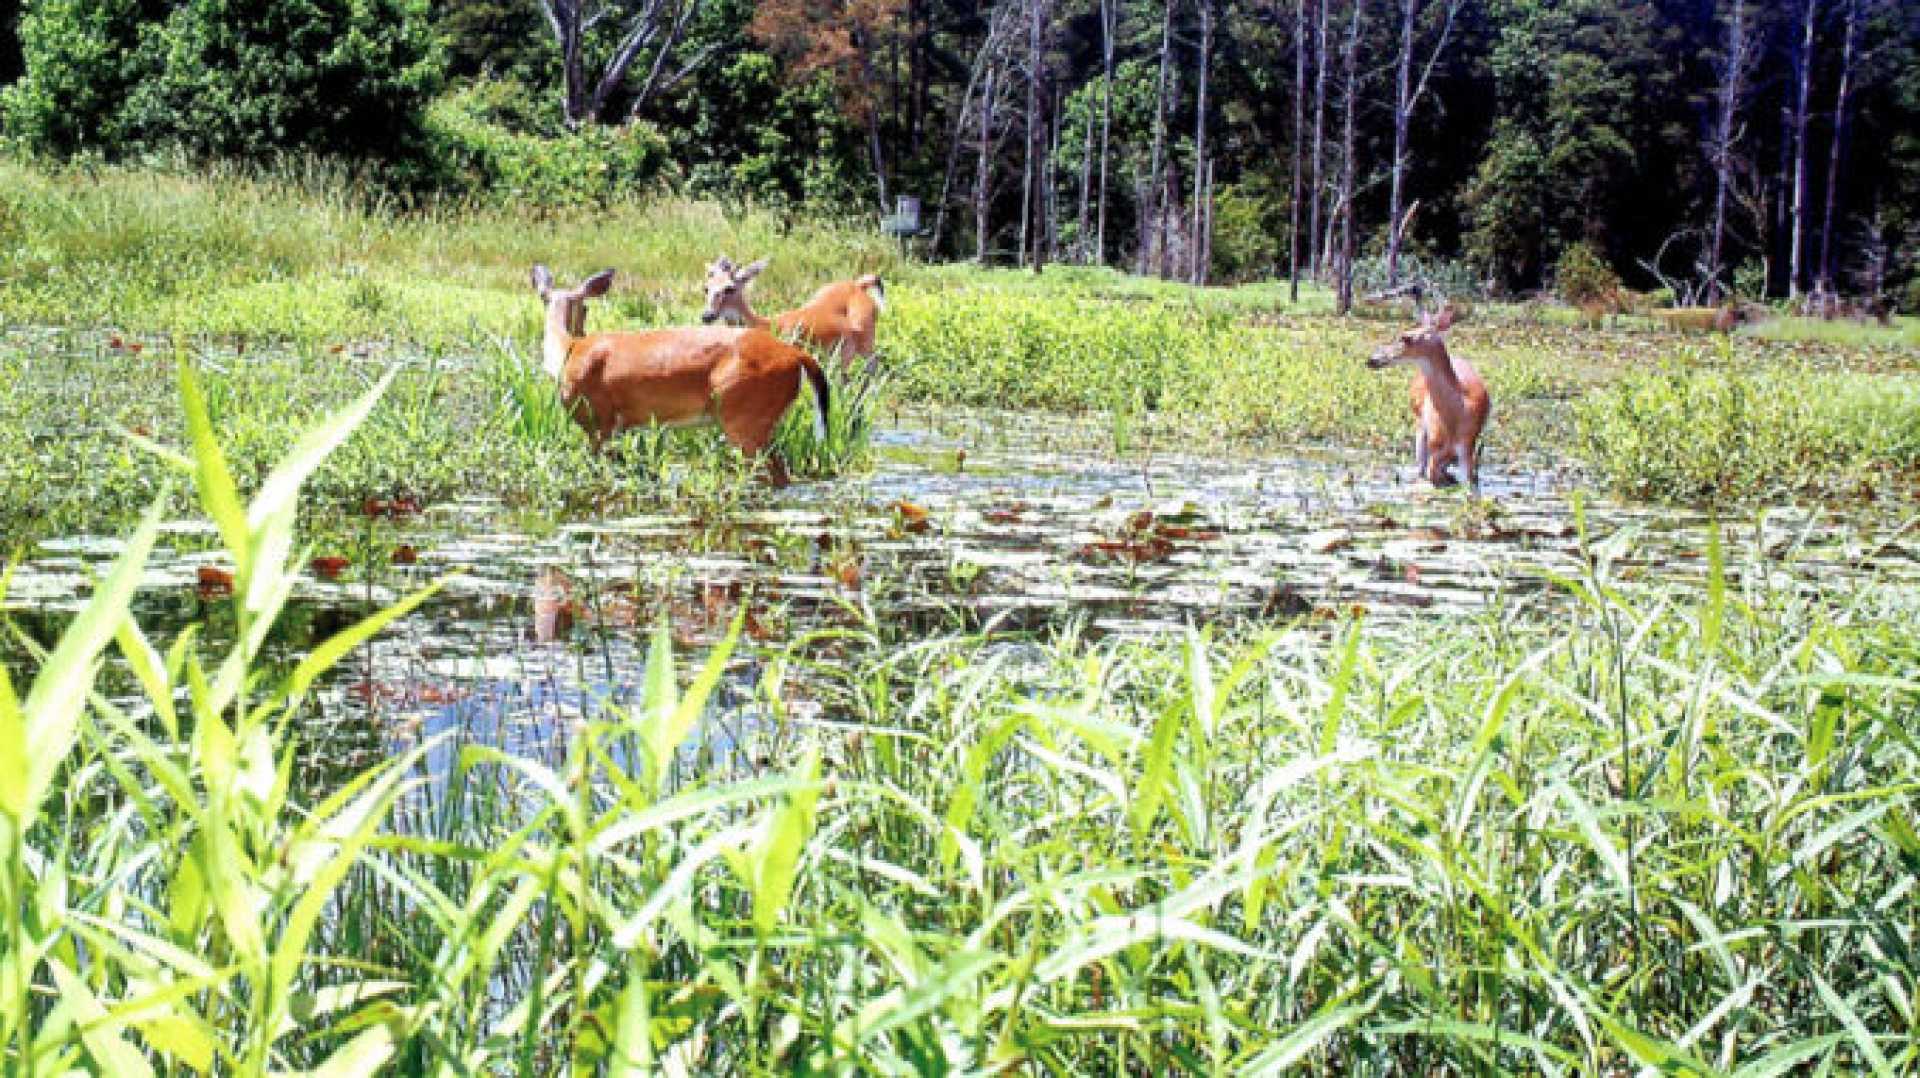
[{"xmin": 881, "ymin": 196, "xmax": 921, "ymax": 237}]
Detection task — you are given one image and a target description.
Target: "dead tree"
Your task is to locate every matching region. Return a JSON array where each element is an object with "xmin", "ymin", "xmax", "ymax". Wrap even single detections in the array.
[
  {"xmin": 1704, "ymin": 0, "xmax": 1757, "ymax": 304},
  {"xmin": 976, "ymin": 61, "xmax": 1002, "ymax": 262},
  {"xmin": 1140, "ymin": 0, "xmax": 1177, "ymax": 275},
  {"xmin": 1096, "ymin": 0, "xmax": 1118, "ymax": 263},
  {"xmin": 1787, "ymin": 0, "xmax": 1820, "ymax": 298},
  {"xmin": 1289, "ymin": 0, "xmax": 1307, "ymax": 301},
  {"xmin": 1817, "ymin": 0, "xmax": 1863, "ymax": 290},
  {"xmin": 1309, "ymin": 0, "xmax": 1329, "ymax": 277},
  {"xmin": 535, "ymin": 0, "xmax": 711, "ymax": 127},
  {"xmin": 1190, "ymin": 0, "xmax": 1216, "ymax": 285},
  {"xmin": 1383, "ymin": 0, "xmax": 1461, "ymax": 286},
  {"xmin": 1336, "ymin": 0, "xmax": 1362, "ymax": 314}
]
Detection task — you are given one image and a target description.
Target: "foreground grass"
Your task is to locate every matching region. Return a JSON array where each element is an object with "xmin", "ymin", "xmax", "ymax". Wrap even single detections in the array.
[{"xmin": 6, "ymin": 372, "xmax": 1918, "ymax": 1072}]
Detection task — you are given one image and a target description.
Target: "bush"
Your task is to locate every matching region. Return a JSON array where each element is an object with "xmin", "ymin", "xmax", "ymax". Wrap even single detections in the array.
[
  {"xmin": 1574, "ymin": 365, "xmax": 1920, "ymax": 501},
  {"xmin": 6, "ymin": 0, "xmax": 443, "ymax": 164},
  {"xmin": 422, "ymin": 81, "xmax": 673, "ymax": 205},
  {"xmin": 1553, "ymin": 241, "xmax": 1620, "ymax": 307},
  {"xmin": 1206, "ymin": 179, "xmax": 1286, "ymax": 284}
]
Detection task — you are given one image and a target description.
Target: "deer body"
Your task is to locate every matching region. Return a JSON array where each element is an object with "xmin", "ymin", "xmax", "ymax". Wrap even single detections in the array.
[
  {"xmin": 536, "ymin": 266, "xmax": 828, "ymax": 485},
  {"xmin": 1367, "ymin": 306, "xmax": 1491, "ymax": 490},
  {"xmin": 703, "ymin": 257, "xmax": 886, "ymax": 361}
]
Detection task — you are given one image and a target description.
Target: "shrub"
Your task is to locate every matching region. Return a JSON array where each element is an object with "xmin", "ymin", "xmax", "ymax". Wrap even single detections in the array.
[
  {"xmin": 6, "ymin": 0, "xmax": 443, "ymax": 164},
  {"xmin": 1553, "ymin": 241, "xmax": 1620, "ymax": 307},
  {"xmin": 422, "ymin": 81, "xmax": 673, "ymax": 205}
]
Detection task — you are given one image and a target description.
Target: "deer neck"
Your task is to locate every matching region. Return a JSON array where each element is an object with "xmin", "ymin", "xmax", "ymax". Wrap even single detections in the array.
[
  {"xmin": 734, "ymin": 296, "xmax": 773, "ymax": 332},
  {"xmin": 1418, "ymin": 347, "xmax": 1468, "ymax": 419},
  {"xmin": 542, "ymin": 304, "xmax": 576, "ymax": 380}
]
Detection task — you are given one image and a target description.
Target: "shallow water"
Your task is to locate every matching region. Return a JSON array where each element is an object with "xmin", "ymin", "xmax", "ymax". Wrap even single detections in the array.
[{"xmin": 7, "ymin": 414, "xmax": 1918, "ymax": 777}]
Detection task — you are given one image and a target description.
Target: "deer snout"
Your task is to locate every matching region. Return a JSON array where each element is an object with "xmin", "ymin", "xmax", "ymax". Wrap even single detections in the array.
[
  {"xmin": 700, "ymin": 309, "xmax": 718, "ymax": 324},
  {"xmin": 1366, "ymin": 348, "xmax": 1395, "ymax": 370}
]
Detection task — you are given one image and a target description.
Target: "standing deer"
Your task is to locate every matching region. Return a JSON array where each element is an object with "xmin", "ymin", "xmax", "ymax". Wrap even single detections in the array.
[
  {"xmin": 533, "ymin": 265, "xmax": 829, "ymax": 487},
  {"xmin": 700, "ymin": 256, "xmax": 886, "ymax": 363},
  {"xmin": 1365, "ymin": 304, "xmax": 1491, "ymax": 491}
]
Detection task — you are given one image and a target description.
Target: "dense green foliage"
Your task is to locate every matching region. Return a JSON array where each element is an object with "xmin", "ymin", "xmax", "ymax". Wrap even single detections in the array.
[{"xmin": 4, "ymin": 0, "xmax": 441, "ymax": 160}]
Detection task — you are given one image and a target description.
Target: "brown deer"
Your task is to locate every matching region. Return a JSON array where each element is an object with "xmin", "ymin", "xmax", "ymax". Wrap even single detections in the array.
[
  {"xmin": 1365, "ymin": 304, "xmax": 1492, "ymax": 491},
  {"xmin": 533, "ymin": 265, "xmax": 829, "ymax": 487},
  {"xmin": 700, "ymin": 256, "xmax": 886, "ymax": 362}
]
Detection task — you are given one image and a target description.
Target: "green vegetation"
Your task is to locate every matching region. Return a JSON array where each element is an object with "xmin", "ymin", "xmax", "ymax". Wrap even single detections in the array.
[{"xmin": 6, "ymin": 371, "xmax": 1919, "ymax": 1071}]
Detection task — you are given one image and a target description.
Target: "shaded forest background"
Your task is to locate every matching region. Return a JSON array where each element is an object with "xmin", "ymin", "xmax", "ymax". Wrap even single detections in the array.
[{"xmin": 0, "ymin": 0, "xmax": 1916, "ymax": 304}]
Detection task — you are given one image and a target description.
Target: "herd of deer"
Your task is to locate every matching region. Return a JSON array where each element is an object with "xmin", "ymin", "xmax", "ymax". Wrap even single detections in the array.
[{"xmin": 530, "ymin": 261, "xmax": 1489, "ymax": 492}]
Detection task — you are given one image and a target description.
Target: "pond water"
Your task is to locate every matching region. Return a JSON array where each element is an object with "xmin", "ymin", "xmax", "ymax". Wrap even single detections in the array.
[{"xmin": 6, "ymin": 413, "xmax": 1918, "ymax": 782}]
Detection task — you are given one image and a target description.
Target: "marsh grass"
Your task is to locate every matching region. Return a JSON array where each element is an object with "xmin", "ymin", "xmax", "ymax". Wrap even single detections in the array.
[{"xmin": 6, "ymin": 368, "xmax": 1919, "ymax": 1072}]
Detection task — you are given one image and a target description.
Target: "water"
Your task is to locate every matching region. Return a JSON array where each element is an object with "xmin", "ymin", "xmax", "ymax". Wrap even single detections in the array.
[{"xmin": 6, "ymin": 413, "xmax": 1918, "ymax": 776}]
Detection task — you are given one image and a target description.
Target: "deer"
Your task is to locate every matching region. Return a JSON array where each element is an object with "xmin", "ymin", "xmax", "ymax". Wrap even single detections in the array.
[
  {"xmin": 532, "ymin": 265, "xmax": 829, "ymax": 487},
  {"xmin": 700, "ymin": 256, "xmax": 886, "ymax": 363},
  {"xmin": 1365, "ymin": 303, "xmax": 1492, "ymax": 491}
]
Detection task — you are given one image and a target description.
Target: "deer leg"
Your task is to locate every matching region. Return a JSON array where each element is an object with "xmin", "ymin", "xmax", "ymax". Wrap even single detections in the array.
[
  {"xmin": 1412, "ymin": 427, "xmax": 1429, "ymax": 479},
  {"xmin": 716, "ymin": 380, "xmax": 794, "ymax": 488},
  {"xmin": 1457, "ymin": 442, "xmax": 1477, "ymax": 492}
]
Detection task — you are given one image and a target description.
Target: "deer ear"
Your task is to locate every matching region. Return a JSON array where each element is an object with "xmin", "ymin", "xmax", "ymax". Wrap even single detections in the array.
[
  {"xmin": 531, "ymin": 264, "xmax": 553, "ymax": 298},
  {"xmin": 1433, "ymin": 305, "xmax": 1456, "ymax": 332},
  {"xmin": 711, "ymin": 255, "xmax": 734, "ymax": 274},
  {"xmin": 581, "ymin": 269, "xmax": 616, "ymax": 297},
  {"xmin": 737, "ymin": 258, "xmax": 769, "ymax": 283}
]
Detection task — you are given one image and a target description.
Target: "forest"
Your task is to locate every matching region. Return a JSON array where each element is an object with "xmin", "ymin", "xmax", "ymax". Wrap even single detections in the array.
[{"xmin": 4, "ymin": 0, "xmax": 1918, "ymax": 304}]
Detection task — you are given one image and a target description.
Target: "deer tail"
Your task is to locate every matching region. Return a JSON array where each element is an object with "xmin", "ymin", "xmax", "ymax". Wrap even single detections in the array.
[
  {"xmin": 799, "ymin": 352, "xmax": 831, "ymax": 441},
  {"xmin": 856, "ymin": 274, "xmax": 886, "ymax": 313}
]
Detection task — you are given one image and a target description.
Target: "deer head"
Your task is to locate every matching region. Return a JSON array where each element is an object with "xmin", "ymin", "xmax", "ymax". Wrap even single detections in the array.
[
  {"xmin": 531, "ymin": 264, "xmax": 615, "ymax": 377},
  {"xmin": 701, "ymin": 255, "xmax": 769, "ymax": 325},
  {"xmin": 1367, "ymin": 304, "xmax": 1457, "ymax": 370}
]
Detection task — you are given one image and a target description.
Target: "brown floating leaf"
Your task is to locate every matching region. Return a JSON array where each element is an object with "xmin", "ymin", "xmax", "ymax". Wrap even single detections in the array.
[
  {"xmin": 195, "ymin": 565, "xmax": 235, "ymax": 598},
  {"xmin": 310, "ymin": 556, "xmax": 349, "ymax": 581},
  {"xmin": 893, "ymin": 499, "xmax": 930, "ymax": 523},
  {"xmin": 391, "ymin": 544, "xmax": 418, "ymax": 565}
]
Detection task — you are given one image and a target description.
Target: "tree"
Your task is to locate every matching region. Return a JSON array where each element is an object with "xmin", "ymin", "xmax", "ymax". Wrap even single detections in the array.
[
  {"xmin": 1816, "ymin": 0, "xmax": 1861, "ymax": 290},
  {"xmin": 1786, "ymin": 0, "xmax": 1820, "ymax": 298},
  {"xmin": 1383, "ymin": 0, "xmax": 1462, "ymax": 286},
  {"xmin": 539, "ymin": 0, "xmax": 714, "ymax": 128},
  {"xmin": 1704, "ymin": 0, "xmax": 1758, "ymax": 303},
  {"xmin": 1288, "ymin": 0, "xmax": 1305, "ymax": 299},
  {"xmin": 6, "ymin": 0, "xmax": 442, "ymax": 162},
  {"xmin": 751, "ymin": 0, "xmax": 905, "ymax": 210}
]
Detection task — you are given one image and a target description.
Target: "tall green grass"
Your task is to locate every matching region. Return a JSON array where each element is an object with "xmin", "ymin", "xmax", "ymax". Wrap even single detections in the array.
[{"xmin": 7, "ymin": 365, "xmax": 1918, "ymax": 1071}]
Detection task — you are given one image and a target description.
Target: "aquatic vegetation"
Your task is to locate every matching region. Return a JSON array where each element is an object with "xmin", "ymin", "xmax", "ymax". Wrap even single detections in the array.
[{"xmin": 6, "ymin": 367, "xmax": 1919, "ymax": 1071}]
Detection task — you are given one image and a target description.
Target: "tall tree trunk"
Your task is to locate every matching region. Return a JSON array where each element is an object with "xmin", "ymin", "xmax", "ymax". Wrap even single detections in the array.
[
  {"xmin": 976, "ymin": 64, "xmax": 999, "ymax": 263},
  {"xmin": 1096, "ymin": 0, "xmax": 1116, "ymax": 264},
  {"xmin": 1191, "ymin": 0, "xmax": 1215, "ymax": 285},
  {"xmin": 1290, "ymin": 0, "xmax": 1306, "ymax": 300},
  {"xmin": 933, "ymin": 18, "xmax": 1005, "ymax": 254},
  {"xmin": 1045, "ymin": 84, "xmax": 1062, "ymax": 267},
  {"xmin": 1383, "ymin": 0, "xmax": 1458, "ymax": 286},
  {"xmin": 1141, "ymin": 0, "xmax": 1176, "ymax": 275},
  {"xmin": 1019, "ymin": 0, "xmax": 1045, "ymax": 268},
  {"xmin": 1385, "ymin": 0, "xmax": 1416, "ymax": 286},
  {"xmin": 1705, "ymin": 0, "xmax": 1751, "ymax": 305},
  {"xmin": 1818, "ymin": 0, "xmax": 1858, "ymax": 290},
  {"xmin": 1788, "ymin": 0, "xmax": 1819, "ymax": 299},
  {"xmin": 1076, "ymin": 89, "xmax": 1096, "ymax": 262},
  {"xmin": 1337, "ymin": 0, "xmax": 1361, "ymax": 315},
  {"xmin": 1309, "ymin": 0, "xmax": 1328, "ymax": 278}
]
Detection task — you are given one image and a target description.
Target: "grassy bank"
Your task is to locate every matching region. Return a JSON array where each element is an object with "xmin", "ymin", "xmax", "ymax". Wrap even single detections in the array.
[
  {"xmin": 4, "ymin": 157, "xmax": 1920, "ymax": 513},
  {"xmin": 6, "ymin": 376, "xmax": 1918, "ymax": 1072}
]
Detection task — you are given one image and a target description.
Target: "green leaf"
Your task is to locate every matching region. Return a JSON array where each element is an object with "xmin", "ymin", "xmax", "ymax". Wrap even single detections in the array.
[
  {"xmin": 178, "ymin": 357, "xmax": 249, "ymax": 570},
  {"xmin": 18, "ymin": 492, "xmax": 166, "ymax": 827}
]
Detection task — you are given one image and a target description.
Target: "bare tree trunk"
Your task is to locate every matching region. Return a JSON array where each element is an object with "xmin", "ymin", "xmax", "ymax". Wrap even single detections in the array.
[
  {"xmin": 976, "ymin": 64, "xmax": 1000, "ymax": 263},
  {"xmin": 1788, "ymin": 0, "xmax": 1819, "ymax": 299},
  {"xmin": 1141, "ymin": 0, "xmax": 1176, "ymax": 275},
  {"xmin": 1383, "ymin": 0, "xmax": 1459, "ymax": 286},
  {"xmin": 1190, "ymin": 0, "xmax": 1215, "ymax": 285},
  {"xmin": 1705, "ymin": 0, "xmax": 1753, "ymax": 305},
  {"xmin": 1290, "ymin": 0, "xmax": 1306, "ymax": 301},
  {"xmin": 1097, "ymin": 0, "xmax": 1117, "ymax": 264},
  {"xmin": 1046, "ymin": 84, "xmax": 1062, "ymax": 267},
  {"xmin": 1019, "ymin": 0, "xmax": 1045, "ymax": 269},
  {"xmin": 1157, "ymin": 65, "xmax": 1181, "ymax": 278},
  {"xmin": 1818, "ymin": 0, "xmax": 1859, "ymax": 290},
  {"xmin": 1076, "ymin": 91, "xmax": 1096, "ymax": 262},
  {"xmin": 931, "ymin": 20, "xmax": 1000, "ymax": 254},
  {"xmin": 1199, "ymin": 157, "xmax": 1215, "ymax": 283},
  {"xmin": 1337, "ymin": 0, "xmax": 1361, "ymax": 315},
  {"xmin": 1309, "ymin": 0, "xmax": 1328, "ymax": 277}
]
